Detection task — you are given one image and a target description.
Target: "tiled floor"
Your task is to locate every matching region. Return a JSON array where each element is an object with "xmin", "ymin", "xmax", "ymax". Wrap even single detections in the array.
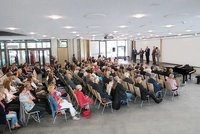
[{"xmin": 6, "ymin": 77, "xmax": 200, "ymax": 134}]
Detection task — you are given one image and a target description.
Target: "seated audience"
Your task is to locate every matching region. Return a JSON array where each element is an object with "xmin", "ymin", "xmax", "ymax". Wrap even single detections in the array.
[
  {"xmin": 0, "ymin": 92, "xmax": 21, "ymax": 130},
  {"xmin": 48, "ymin": 85, "xmax": 80, "ymax": 120},
  {"xmin": 135, "ymin": 77, "xmax": 162, "ymax": 103},
  {"xmin": 146, "ymin": 73, "xmax": 162, "ymax": 94},
  {"xmin": 19, "ymin": 84, "xmax": 45, "ymax": 117},
  {"xmin": 74, "ymin": 85, "xmax": 93, "ymax": 109},
  {"xmin": 167, "ymin": 74, "xmax": 179, "ymax": 96}
]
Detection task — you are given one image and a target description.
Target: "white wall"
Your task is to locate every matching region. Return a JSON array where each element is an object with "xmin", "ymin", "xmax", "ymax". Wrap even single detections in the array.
[
  {"xmin": 162, "ymin": 37, "xmax": 200, "ymax": 67},
  {"xmin": 135, "ymin": 37, "xmax": 200, "ymax": 67}
]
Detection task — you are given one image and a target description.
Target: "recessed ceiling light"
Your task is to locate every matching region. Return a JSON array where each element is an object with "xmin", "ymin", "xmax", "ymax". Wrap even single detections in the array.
[
  {"xmin": 164, "ymin": 24, "xmax": 175, "ymax": 28},
  {"xmin": 195, "ymin": 33, "xmax": 198, "ymax": 36},
  {"xmin": 177, "ymin": 33, "xmax": 182, "ymax": 36},
  {"xmin": 6, "ymin": 27, "xmax": 18, "ymax": 31},
  {"xmin": 119, "ymin": 25, "xmax": 128, "ymax": 28},
  {"xmin": 76, "ymin": 34, "xmax": 80, "ymax": 36},
  {"xmin": 29, "ymin": 32, "xmax": 36, "ymax": 35},
  {"xmin": 42, "ymin": 35, "xmax": 47, "ymax": 37},
  {"xmin": 64, "ymin": 26, "xmax": 73, "ymax": 29},
  {"xmin": 150, "ymin": 34, "xmax": 154, "ymax": 36},
  {"xmin": 92, "ymin": 35, "xmax": 96, "ymax": 37},
  {"xmin": 72, "ymin": 31, "xmax": 78, "ymax": 34},
  {"xmin": 168, "ymin": 32, "xmax": 172, "ymax": 35},
  {"xmin": 148, "ymin": 30, "xmax": 153, "ymax": 33},
  {"xmin": 132, "ymin": 14, "xmax": 147, "ymax": 18},
  {"xmin": 47, "ymin": 15, "xmax": 63, "ymax": 20},
  {"xmin": 185, "ymin": 29, "xmax": 192, "ymax": 32},
  {"xmin": 113, "ymin": 31, "xmax": 118, "ymax": 33},
  {"xmin": 137, "ymin": 33, "xmax": 141, "ymax": 36}
]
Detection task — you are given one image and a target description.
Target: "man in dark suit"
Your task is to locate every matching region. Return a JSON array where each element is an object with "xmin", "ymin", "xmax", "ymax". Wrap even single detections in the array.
[
  {"xmin": 132, "ymin": 48, "xmax": 137, "ymax": 63},
  {"xmin": 145, "ymin": 46, "xmax": 150, "ymax": 64}
]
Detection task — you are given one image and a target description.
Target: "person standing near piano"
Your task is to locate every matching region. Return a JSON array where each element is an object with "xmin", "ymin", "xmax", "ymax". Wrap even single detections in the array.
[
  {"xmin": 132, "ymin": 48, "xmax": 137, "ymax": 63},
  {"xmin": 145, "ymin": 46, "xmax": 150, "ymax": 64},
  {"xmin": 155, "ymin": 47, "xmax": 161, "ymax": 65},
  {"xmin": 152, "ymin": 46, "xmax": 156, "ymax": 65}
]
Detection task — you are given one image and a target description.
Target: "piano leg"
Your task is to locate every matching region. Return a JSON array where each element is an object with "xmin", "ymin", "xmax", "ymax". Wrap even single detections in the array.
[
  {"xmin": 189, "ymin": 74, "xmax": 192, "ymax": 80},
  {"xmin": 186, "ymin": 75, "xmax": 188, "ymax": 81},
  {"xmin": 182, "ymin": 75, "xmax": 185, "ymax": 84}
]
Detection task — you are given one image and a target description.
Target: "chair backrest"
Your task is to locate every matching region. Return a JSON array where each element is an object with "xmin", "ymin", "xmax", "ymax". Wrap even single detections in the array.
[
  {"xmin": 147, "ymin": 83, "xmax": 154, "ymax": 93},
  {"xmin": 47, "ymin": 94, "xmax": 58, "ymax": 118},
  {"xmin": 175, "ymin": 78, "xmax": 181, "ymax": 87},
  {"xmin": 134, "ymin": 86, "xmax": 141, "ymax": 97},
  {"xmin": 68, "ymin": 85, "xmax": 79, "ymax": 105},
  {"xmin": 141, "ymin": 80, "xmax": 147, "ymax": 89},
  {"xmin": 127, "ymin": 83, "xmax": 135, "ymax": 94},
  {"xmin": 121, "ymin": 81, "xmax": 128, "ymax": 90},
  {"xmin": 157, "ymin": 79, "xmax": 164, "ymax": 88},
  {"xmin": 164, "ymin": 81, "xmax": 172, "ymax": 91},
  {"xmin": 96, "ymin": 92, "xmax": 102, "ymax": 103}
]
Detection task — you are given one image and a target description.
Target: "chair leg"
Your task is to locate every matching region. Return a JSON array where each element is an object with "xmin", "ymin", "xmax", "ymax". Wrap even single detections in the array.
[
  {"xmin": 98, "ymin": 102, "xmax": 101, "ymax": 109},
  {"xmin": 37, "ymin": 112, "xmax": 40, "ymax": 123},
  {"xmin": 7, "ymin": 120, "xmax": 12, "ymax": 133},
  {"xmin": 26, "ymin": 114, "xmax": 30, "ymax": 126},
  {"xmin": 110, "ymin": 104, "xmax": 113, "ymax": 113},
  {"xmin": 140, "ymin": 101, "xmax": 144, "ymax": 108},
  {"xmin": 53, "ymin": 114, "xmax": 57, "ymax": 124},
  {"xmin": 102, "ymin": 105, "xmax": 106, "ymax": 115},
  {"xmin": 64, "ymin": 112, "xmax": 67, "ymax": 123}
]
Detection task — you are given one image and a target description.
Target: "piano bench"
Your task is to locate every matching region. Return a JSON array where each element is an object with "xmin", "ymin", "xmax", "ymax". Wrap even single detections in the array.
[{"xmin": 195, "ymin": 75, "xmax": 200, "ymax": 84}]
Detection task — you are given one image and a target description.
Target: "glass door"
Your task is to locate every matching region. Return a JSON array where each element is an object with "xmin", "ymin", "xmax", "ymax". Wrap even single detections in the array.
[
  {"xmin": 117, "ymin": 46, "xmax": 126, "ymax": 59},
  {"xmin": 8, "ymin": 50, "xmax": 26, "ymax": 65},
  {"xmin": 28, "ymin": 49, "xmax": 50, "ymax": 66}
]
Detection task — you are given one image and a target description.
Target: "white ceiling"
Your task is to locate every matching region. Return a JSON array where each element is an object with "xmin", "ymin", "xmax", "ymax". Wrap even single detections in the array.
[{"xmin": 0, "ymin": 0, "xmax": 200, "ymax": 40}]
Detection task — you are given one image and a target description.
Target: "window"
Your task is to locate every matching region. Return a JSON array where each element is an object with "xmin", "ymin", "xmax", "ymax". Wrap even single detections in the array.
[
  {"xmin": 27, "ymin": 42, "xmax": 36, "ymax": 48},
  {"xmin": 0, "ymin": 42, "xmax": 5, "ymax": 49},
  {"xmin": 58, "ymin": 40, "xmax": 68, "ymax": 48},
  {"xmin": 7, "ymin": 42, "xmax": 25, "ymax": 49},
  {"xmin": 100, "ymin": 41, "xmax": 106, "ymax": 57},
  {"xmin": 90, "ymin": 41, "xmax": 99, "ymax": 58},
  {"xmin": 43, "ymin": 42, "xmax": 51, "ymax": 48},
  {"xmin": 107, "ymin": 41, "xmax": 117, "ymax": 58}
]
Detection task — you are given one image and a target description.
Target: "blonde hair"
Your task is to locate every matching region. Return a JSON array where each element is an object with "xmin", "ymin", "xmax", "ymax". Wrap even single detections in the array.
[
  {"xmin": 3, "ymin": 78, "xmax": 11, "ymax": 91},
  {"xmin": 124, "ymin": 72, "xmax": 130, "ymax": 78},
  {"xmin": 48, "ymin": 85, "xmax": 55, "ymax": 93}
]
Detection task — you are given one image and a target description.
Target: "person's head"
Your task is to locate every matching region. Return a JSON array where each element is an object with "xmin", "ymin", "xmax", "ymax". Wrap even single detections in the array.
[
  {"xmin": 114, "ymin": 76, "xmax": 121, "ymax": 83},
  {"xmin": 169, "ymin": 74, "xmax": 174, "ymax": 79},
  {"xmin": 136, "ymin": 77, "xmax": 142, "ymax": 83},
  {"xmin": 76, "ymin": 85, "xmax": 82, "ymax": 91},
  {"xmin": 94, "ymin": 77, "xmax": 99, "ymax": 83},
  {"xmin": 48, "ymin": 84, "xmax": 56, "ymax": 93},
  {"xmin": 124, "ymin": 72, "xmax": 130, "ymax": 78}
]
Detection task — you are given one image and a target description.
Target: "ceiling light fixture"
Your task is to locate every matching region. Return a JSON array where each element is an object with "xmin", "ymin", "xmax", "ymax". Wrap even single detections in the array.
[
  {"xmin": 185, "ymin": 29, "xmax": 192, "ymax": 32},
  {"xmin": 119, "ymin": 25, "xmax": 128, "ymax": 28},
  {"xmin": 137, "ymin": 33, "xmax": 141, "ymax": 36},
  {"xmin": 6, "ymin": 27, "xmax": 18, "ymax": 31},
  {"xmin": 148, "ymin": 30, "xmax": 153, "ymax": 33},
  {"xmin": 164, "ymin": 24, "xmax": 175, "ymax": 28},
  {"xmin": 42, "ymin": 35, "xmax": 47, "ymax": 37},
  {"xmin": 113, "ymin": 31, "xmax": 118, "ymax": 33},
  {"xmin": 76, "ymin": 34, "xmax": 80, "ymax": 36},
  {"xmin": 92, "ymin": 35, "xmax": 96, "ymax": 37},
  {"xmin": 72, "ymin": 31, "xmax": 78, "ymax": 34},
  {"xmin": 132, "ymin": 14, "xmax": 147, "ymax": 18},
  {"xmin": 47, "ymin": 15, "xmax": 63, "ymax": 20},
  {"xmin": 64, "ymin": 26, "xmax": 73, "ymax": 29},
  {"xmin": 168, "ymin": 32, "xmax": 172, "ymax": 35},
  {"xmin": 29, "ymin": 32, "xmax": 36, "ymax": 35}
]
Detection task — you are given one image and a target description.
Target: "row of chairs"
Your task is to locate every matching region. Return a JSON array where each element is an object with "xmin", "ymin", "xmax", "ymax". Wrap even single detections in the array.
[{"xmin": 87, "ymin": 84, "xmax": 113, "ymax": 115}]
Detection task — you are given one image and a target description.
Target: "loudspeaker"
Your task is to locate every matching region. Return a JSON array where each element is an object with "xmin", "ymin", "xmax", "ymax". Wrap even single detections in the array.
[{"xmin": 112, "ymin": 48, "xmax": 115, "ymax": 52}]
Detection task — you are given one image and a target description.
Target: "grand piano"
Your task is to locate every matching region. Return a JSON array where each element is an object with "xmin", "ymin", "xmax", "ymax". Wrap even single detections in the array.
[{"xmin": 173, "ymin": 64, "xmax": 196, "ymax": 83}]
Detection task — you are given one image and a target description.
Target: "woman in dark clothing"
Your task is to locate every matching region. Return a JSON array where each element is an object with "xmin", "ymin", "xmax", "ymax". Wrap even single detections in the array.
[
  {"xmin": 135, "ymin": 77, "xmax": 162, "ymax": 103},
  {"xmin": 0, "ymin": 92, "xmax": 21, "ymax": 130}
]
